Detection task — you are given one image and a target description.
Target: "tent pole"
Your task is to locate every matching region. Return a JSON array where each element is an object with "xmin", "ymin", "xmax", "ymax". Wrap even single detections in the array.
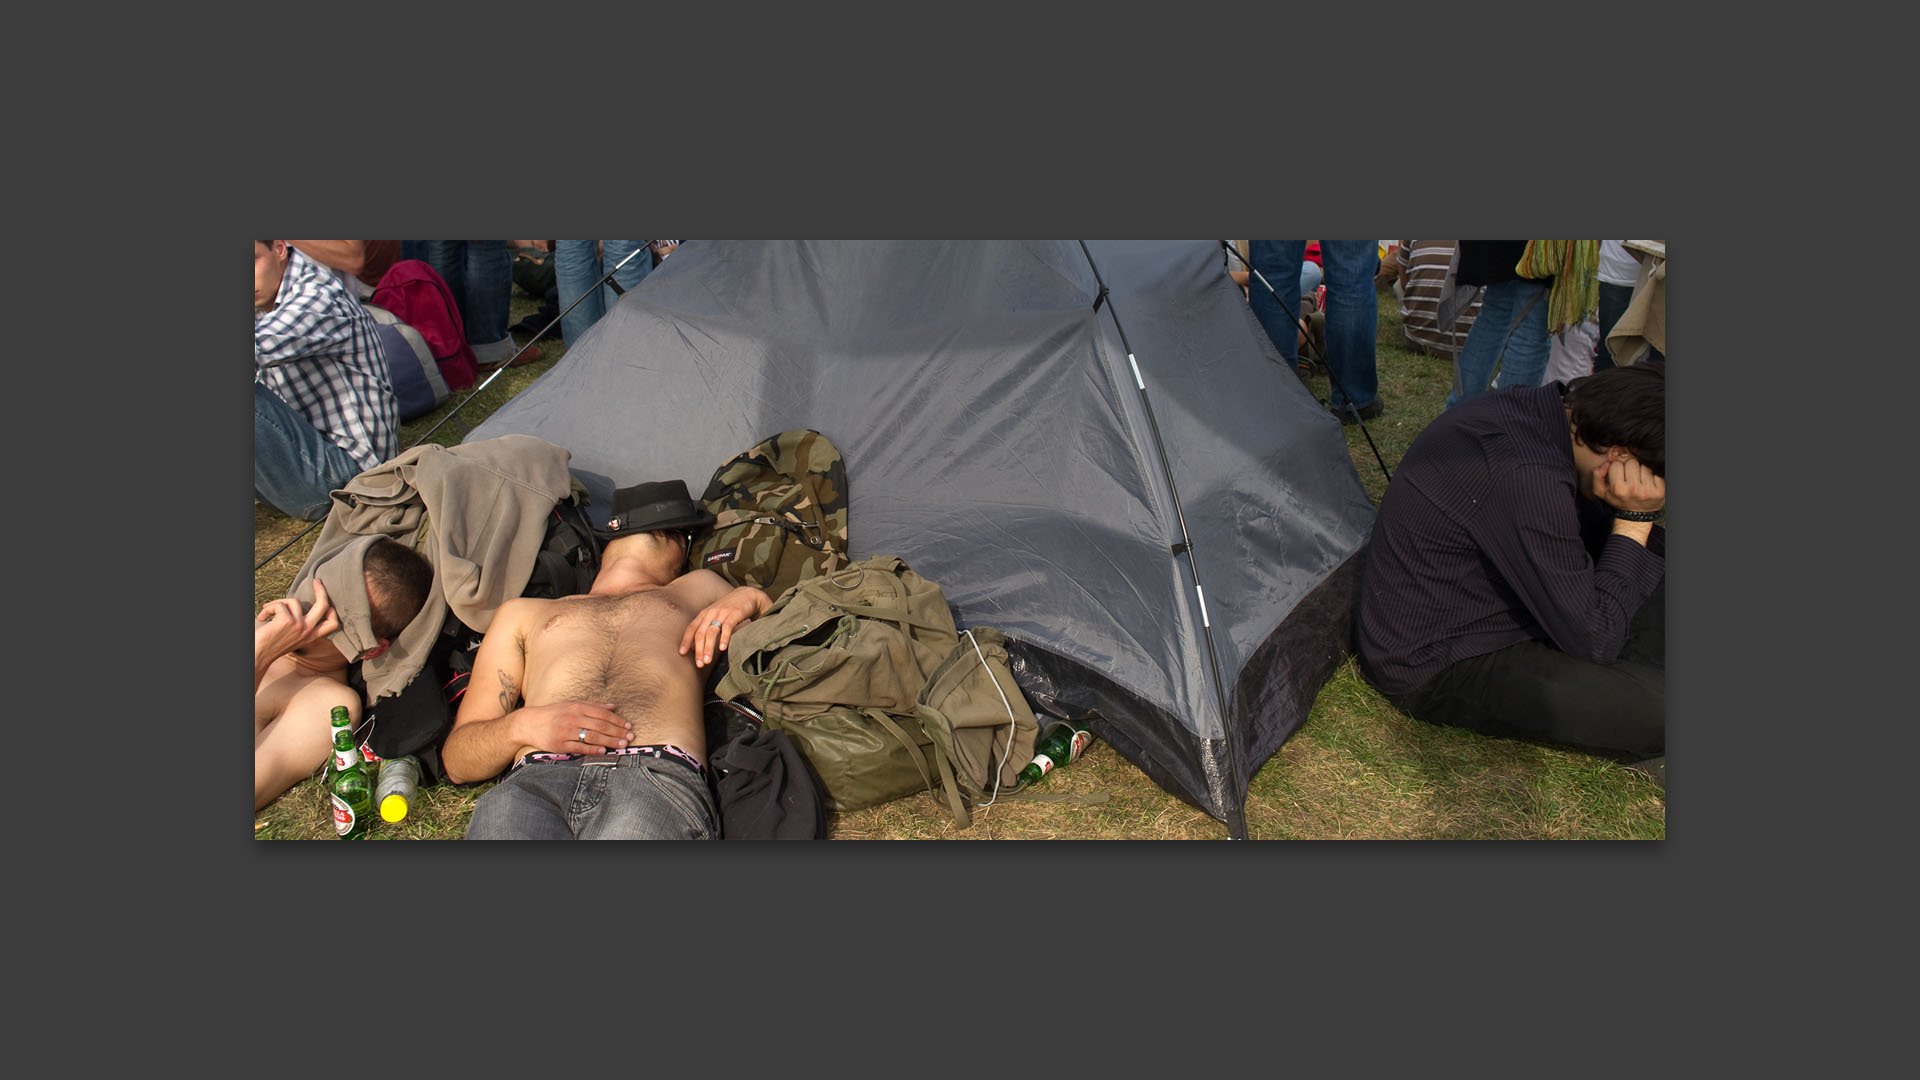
[
  {"xmin": 254, "ymin": 245, "xmax": 651, "ymax": 573},
  {"xmin": 1078, "ymin": 241, "xmax": 1251, "ymax": 840},
  {"xmin": 1220, "ymin": 242, "xmax": 1392, "ymax": 484}
]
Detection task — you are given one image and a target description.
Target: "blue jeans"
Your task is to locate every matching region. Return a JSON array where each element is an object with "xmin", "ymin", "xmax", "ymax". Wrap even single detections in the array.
[
  {"xmin": 424, "ymin": 241, "xmax": 512, "ymax": 346},
  {"xmin": 1448, "ymin": 279, "xmax": 1550, "ymax": 408},
  {"xmin": 553, "ymin": 241, "xmax": 652, "ymax": 346},
  {"xmin": 464, "ymin": 755, "xmax": 717, "ymax": 840},
  {"xmin": 1248, "ymin": 240, "xmax": 1380, "ymax": 410},
  {"xmin": 254, "ymin": 383, "xmax": 362, "ymax": 520}
]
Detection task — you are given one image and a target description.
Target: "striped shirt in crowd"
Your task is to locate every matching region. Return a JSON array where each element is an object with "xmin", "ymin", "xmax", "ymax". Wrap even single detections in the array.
[
  {"xmin": 1355, "ymin": 382, "xmax": 1665, "ymax": 696},
  {"xmin": 254, "ymin": 246, "xmax": 399, "ymax": 473},
  {"xmin": 1396, "ymin": 240, "xmax": 1483, "ymax": 358}
]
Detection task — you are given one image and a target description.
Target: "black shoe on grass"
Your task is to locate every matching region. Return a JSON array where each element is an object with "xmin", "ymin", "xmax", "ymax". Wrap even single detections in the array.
[{"xmin": 1332, "ymin": 399, "xmax": 1384, "ymax": 425}]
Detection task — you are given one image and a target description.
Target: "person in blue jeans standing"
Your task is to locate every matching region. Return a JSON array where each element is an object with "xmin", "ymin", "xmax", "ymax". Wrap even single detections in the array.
[
  {"xmin": 1447, "ymin": 240, "xmax": 1551, "ymax": 409},
  {"xmin": 424, "ymin": 241, "xmax": 531, "ymax": 369},
  {"xmin": 553, "ymin": 240, "xmax": 653, "ymax": 347},
  {"xmin": 1248, "ymin": 240, "xmax": 1384, "ymax": 424}
]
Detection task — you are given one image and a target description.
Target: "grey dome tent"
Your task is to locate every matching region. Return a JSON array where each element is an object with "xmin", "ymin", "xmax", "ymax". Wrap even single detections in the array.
[{"xmin": 465, "ymin": 240, "xmax": 1377, "ymax": 836}]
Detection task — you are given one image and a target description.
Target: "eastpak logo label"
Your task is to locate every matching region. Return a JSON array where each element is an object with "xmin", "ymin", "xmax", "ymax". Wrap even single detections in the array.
[{"xmin": 705, "ymin": 548, "xmax": 737, "ymax": 566}]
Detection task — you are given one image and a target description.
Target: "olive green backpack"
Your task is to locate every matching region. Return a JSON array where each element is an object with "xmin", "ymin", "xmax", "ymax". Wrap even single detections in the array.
[
  {"xmin": 712, "ymin": 556, "xmax": 1040, "ymax": 827},
  {"xmin": 689, "ymin": 429, "xmax": 849, "ymax": 601}
]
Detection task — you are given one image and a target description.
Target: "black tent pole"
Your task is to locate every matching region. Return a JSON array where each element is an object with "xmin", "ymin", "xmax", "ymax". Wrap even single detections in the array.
[
  {"xmin": 1078, "ymin": 241, "xmax": 1251, "ymax": 840},
  {"xmin": 1221, "ymin": 242, "xmax": 1392, "ymax": 484},
  {"xmin": 254, "ymin": 244, "xmax": 651, "ymax": 574}
]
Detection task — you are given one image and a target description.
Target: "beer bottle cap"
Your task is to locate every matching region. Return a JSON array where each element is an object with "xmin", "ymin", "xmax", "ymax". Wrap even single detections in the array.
[{"xmin": 380, "ymin": 794, "xmax": 409, "ymax": 823}]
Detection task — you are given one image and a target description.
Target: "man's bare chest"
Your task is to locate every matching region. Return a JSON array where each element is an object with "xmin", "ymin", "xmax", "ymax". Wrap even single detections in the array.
[{"xmin": 528, "ymin": 588, "xmax": 694, "ymax": 660}]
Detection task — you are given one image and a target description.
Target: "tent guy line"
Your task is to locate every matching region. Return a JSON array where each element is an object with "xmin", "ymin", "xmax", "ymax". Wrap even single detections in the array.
[{"xmin": 1221, "ymin": 241, "xmax": 1393, "ymax": 482}]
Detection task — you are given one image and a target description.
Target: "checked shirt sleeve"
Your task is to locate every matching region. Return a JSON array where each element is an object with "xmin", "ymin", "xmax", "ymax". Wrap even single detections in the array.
[{"xmin": 255, "ymin": 296, "xmax": 359, "ymax": 369}]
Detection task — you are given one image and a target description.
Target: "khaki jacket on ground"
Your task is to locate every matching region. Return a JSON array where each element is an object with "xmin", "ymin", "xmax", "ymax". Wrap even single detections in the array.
[{"xmin": 290, "ymin": 434, "xmax": 575, "ymax": 703}]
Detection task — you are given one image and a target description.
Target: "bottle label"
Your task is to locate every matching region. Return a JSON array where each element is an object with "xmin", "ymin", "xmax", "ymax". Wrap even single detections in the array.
[
  {"xmin": 358, "ymin": 739, "xmax": 383, "ymax": 765},
  {"xmin": 332, "ymin": 747, "xmax": 360, "ymax": 772},
  {"xmin": 331, "ymin": 794, "xmax": 357, "ymax": 836},
  {"xmin": 1028, "ymin": 754, "xmax": 1055, "ymax": 778},
  {"xmin": 1067, "ymin": 730, "xmax": 1093, "ymax": 762},
  {"xmin": 376, "ymin": 759, "xmax": 418, "ymax": 802}
]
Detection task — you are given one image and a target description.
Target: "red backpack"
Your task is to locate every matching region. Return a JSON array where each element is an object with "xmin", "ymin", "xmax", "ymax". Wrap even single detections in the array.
[{"xmin": 370, "ymin": 260, "xmax": 478, "ymax": 390}]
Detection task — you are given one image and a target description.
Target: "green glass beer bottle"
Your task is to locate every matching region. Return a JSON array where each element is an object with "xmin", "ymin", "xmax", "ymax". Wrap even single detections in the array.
[
  {"xmin": 1016, "ymin": 720, "xmax": 1094, "ymax": 787},
  {"xmin": 328, "ymin": 705, "xmax": 374, "ymax": 839}
]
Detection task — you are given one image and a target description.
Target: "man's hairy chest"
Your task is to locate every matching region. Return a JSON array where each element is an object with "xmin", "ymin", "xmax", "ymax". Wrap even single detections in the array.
[{"xmin": 522, "ymin": 588, "xmax": 701, "ymax": 704}]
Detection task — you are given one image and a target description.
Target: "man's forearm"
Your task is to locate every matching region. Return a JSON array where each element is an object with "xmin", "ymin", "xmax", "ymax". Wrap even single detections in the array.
[{"xmin": 440, "ymin": 713, "xmax": 524, "ymax": 785}]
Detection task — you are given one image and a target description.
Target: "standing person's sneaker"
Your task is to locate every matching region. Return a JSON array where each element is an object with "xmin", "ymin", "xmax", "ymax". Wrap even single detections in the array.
[
  {"xmin": 1332, "ymin": 398, "xmax": 1384, "ymax": 425},
  {"xmin": 475, "ymin": 334, "xmax": 543, "ymax": 371}
]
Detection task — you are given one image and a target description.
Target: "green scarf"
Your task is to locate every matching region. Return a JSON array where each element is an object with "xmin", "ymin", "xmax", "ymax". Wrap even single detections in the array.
[{"xmin": 1514, "ymin": 240, "xmax": 1599, "ymax": 335}]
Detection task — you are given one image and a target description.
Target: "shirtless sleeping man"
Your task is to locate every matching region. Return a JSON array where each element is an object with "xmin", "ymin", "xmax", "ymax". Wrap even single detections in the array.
[{"xmin": 442, "ymin": 480, "xmax": 773, "ymax": 840}]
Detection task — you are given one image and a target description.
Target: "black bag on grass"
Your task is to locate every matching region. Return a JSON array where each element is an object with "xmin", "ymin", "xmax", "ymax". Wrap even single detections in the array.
[
  {"xmin": 703, "ymin": 699, "xmax": 826, "ymax": 839},
  {"xmin": 354, "ymin": 621, "xmax": 482, "ymax": 787},
  {"xmin": 521, "ymin": 482, "xmax": 601, "ymax": 601}
]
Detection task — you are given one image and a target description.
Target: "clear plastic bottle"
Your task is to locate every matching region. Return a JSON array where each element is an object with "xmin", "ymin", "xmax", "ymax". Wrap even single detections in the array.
[{"xmin": 376, "ymin": 755, "xmax": 422, "ymax": 823}]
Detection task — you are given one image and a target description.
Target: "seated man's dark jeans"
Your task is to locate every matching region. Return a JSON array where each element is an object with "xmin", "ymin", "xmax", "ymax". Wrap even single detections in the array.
[{"xmin": 1388, "ymin": 579, "xmax": 1664, "ymax": 760}]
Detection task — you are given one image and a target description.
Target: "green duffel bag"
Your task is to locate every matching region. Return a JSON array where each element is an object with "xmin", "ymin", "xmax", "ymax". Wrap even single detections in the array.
[
  {"xmin": 715, "ymin": 557, "xmax": 1039, "ymax": 826},
  {"xmin": 912, "ymin": 626, "xmax": 1040, "ymax": 823}
]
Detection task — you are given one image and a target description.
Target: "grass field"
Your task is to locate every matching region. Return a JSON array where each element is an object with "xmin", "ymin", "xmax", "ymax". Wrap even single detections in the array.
[{"xmin": 253, "ymin": 260, "xmax": 1666, "ymax": 840}]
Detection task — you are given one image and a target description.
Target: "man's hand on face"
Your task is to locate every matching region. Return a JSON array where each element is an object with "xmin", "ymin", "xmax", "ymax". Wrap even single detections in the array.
[
  {"xmin": 1592, "ymin": 455, "xmax": 1665, "ymax": 515},
  {"xmin": 255, "ymin": 580, "xmax": 341, "ymax": 661}
]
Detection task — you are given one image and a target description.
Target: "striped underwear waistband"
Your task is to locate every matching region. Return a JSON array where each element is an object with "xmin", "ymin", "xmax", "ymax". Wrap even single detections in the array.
[{"xmin": 515, "ymin": 743, "xmax": 704, "ymax": 774}]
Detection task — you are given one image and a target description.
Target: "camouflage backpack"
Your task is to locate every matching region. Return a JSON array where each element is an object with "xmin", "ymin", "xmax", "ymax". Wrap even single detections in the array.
[{"xmin": 689, "ymin": 429, "xmax": 849, "ymax": 600}]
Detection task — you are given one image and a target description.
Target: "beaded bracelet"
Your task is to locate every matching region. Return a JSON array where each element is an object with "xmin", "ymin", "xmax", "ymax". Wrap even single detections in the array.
[{"xmin": 1614, "ymin": 508, "xmax": 1662, "ymax": 522}]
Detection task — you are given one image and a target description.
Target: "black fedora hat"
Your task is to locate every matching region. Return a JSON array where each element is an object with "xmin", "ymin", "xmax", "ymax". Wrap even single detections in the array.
[{"xmin": 598, "ymin": 479, "xmax": 715, "ymax": 539}]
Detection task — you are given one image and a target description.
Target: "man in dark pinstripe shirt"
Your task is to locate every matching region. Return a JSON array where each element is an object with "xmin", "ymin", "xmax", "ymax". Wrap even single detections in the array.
[{"xmin": 1355, "ymin": 364, "xmax": 1666, "ymax": 774}]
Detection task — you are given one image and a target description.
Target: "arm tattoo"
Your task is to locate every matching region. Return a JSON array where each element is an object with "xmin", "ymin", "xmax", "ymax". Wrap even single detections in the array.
[{"xmin": 496, "ymin": 670, "xmax": 522, "ymax": 714}]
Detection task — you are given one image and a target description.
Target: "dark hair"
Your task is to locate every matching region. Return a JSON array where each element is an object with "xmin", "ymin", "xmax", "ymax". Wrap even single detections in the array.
[
  {"xmin": 1565, "ymin": 363, "xmax": 1665, "ymax": 477},
  {"xmin": 363, "ymin": 538, "xmax": 434, "ymax": 641}
]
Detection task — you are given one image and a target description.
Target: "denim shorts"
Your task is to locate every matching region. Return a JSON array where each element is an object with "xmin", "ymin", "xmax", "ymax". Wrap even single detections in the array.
[{"xmin": 464, "ymin": 745, "xmax": 717, "ymax": 840}]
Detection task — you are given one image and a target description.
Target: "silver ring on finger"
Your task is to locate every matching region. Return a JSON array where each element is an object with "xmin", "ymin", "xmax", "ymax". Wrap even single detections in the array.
[
  {"xmin": 709, "ymin": 621, "xmax": 722, "ymax": 628},
  {"xmin": 578, "ymin": 728, "xmax": 589, "ymax": 743}
]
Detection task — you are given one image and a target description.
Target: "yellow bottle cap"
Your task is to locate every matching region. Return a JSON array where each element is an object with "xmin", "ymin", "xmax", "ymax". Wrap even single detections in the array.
[{"xmin": 380, "ymin": 794, "xmax": 409, "ymax": 822}]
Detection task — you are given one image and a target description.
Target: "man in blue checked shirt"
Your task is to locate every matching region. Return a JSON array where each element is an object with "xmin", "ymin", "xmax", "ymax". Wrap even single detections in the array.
[{"xmin": 254, "ymin": 240, "xmax": 399, "ymax": 520}]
